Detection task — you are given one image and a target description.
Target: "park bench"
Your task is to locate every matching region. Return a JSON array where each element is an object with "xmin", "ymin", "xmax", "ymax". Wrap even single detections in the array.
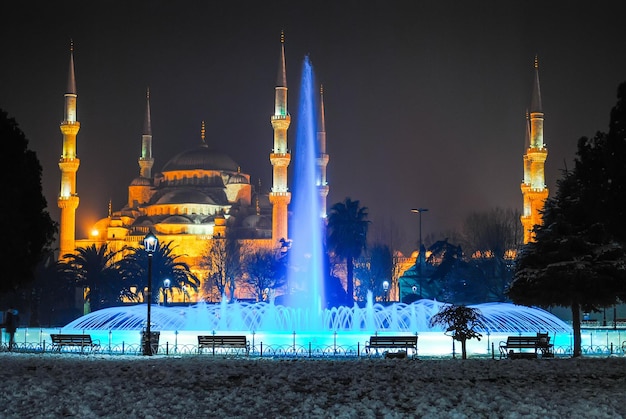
[
  {"xmin": 499, "ymin": 333, "xmax": 553, "ymax": 359},
  {"xmin": 198, "ymin": 335, "xmax": 249, "ymax": 356},
  {"xmin": 50, "ymin": 334, "xmax": 100, "ymax": 353},
  {"xmin": 365, "ymin": 335, "xmax": 418, "ymax": 358}
]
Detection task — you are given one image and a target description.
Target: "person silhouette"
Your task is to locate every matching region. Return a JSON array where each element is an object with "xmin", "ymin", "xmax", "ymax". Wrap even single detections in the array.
[{"xmin": 4, "ymin": 307, "xmax": 18, "ymax": 351}]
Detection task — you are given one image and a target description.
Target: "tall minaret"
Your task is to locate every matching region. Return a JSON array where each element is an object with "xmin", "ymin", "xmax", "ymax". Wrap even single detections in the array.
[
  {"xmin": 269, "ymin": 31, "xmax": 291, "ymax": 244},
  {"xmin": 57, "ymin": 41, "xmax": 80, "ymax": 259},
  {"xmin": 520, "ymin": 56, "xmax": 549, "ymax": 244},
  {"xmin": 138, "ymin": 88, "xmax": 154, "ymax": 178},
  {"xmin": 317, "ymin": 84, "xmax": 329, "ymax": 218}
]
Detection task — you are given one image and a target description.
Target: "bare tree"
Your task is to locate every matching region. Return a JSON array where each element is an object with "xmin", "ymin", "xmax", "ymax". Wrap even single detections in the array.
[
  {"xmin": 200, "ymin": 236, "xmax": 241, "ymax": 302},
  {"xmin": 460, "ymin": 207, "xmax": 522, "ymax": 301},
  {"xmin": 242, "ymin": 248, "xmax": 287, "ymax": 301}
]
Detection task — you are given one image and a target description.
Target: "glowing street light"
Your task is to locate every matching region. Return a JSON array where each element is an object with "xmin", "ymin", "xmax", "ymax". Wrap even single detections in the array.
[
  {"xmin": 142, "ymin": 231, "xmax": 158, "ymax": 356},
  {"xmin": 163, "ymin": 278, "xmax": 171, "ymax": 306},
  {"xmin": 382, "ymin": 280, "xmax": 390, "ymax": 302}
]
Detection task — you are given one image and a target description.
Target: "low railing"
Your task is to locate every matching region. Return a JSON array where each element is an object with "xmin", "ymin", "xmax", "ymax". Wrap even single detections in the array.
[{"xmin": 2, "ymin": 328, "xmax": 626, "ymax": 358}]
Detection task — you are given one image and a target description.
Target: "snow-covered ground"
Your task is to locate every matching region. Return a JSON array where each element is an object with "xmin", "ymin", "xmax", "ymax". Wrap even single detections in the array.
[{"xmin": 0, "ymin": 353, "xmax": 625, "ymax": 418}]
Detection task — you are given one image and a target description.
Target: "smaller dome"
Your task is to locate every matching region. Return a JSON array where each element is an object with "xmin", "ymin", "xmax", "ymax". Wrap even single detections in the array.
[
  {"xmin": 228, "ymin": 173, "xmax": 248, "ymax": 185},
  {"xmin": 130, "ymin": 177, "xmax": 152, "ymax": 186}
]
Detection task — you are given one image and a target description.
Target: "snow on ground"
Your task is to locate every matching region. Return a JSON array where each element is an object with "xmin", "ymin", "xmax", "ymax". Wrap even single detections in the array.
[{"xmin": 0, "ymin": 353, "xmax": 625, "ymax": 418}]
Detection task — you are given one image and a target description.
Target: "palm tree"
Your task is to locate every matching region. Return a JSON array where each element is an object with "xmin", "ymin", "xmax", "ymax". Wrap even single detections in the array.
[
  {"xmin": 327, "ymin": 198, "xmax": 370, "ymax": 305},
  {"xmin": 59, "ymin": 244, "xmax": 127, "ymax": 312},
  {"xmin": 120, "ymin": 241, "xmax": 200, "ymax": 302}
]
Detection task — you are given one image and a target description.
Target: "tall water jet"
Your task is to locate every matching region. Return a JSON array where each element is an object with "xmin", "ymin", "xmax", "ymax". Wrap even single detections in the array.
[{"xmin": 286, "ymin": 55, "xmax": 324, "ymax": 325}]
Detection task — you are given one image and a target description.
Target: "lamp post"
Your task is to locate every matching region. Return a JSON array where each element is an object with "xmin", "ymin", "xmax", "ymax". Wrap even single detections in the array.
[
  {"xmin": 410, "ymin": 208, "xmax": 429, "ymax": 293},
  {"xmin": 163, "ymin": 278, "xmax": 171, "ymax": 306},
  {"xmin": 143, "ymin": 232, "xmax": 158, "ymax": 356},
  {"xmin": 410, "ymin": 208, "xmax": 429, "ymax": 253},
  {"xmin": 382, "ymin": 280, "xmax": 390, "ymax": 302}
]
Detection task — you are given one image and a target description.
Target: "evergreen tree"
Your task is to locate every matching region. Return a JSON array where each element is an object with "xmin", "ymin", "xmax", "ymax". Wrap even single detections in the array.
[
  {"xmin": 430, "ymin": 304, "xmax": 484, "ymax": 360},
  {"xmin": 509, "ymin": 82, "xmax": 626, "ymax": 357},
  {"xmin": 0, "ymin": 109, "xmax": 57, "ymax": 293}
]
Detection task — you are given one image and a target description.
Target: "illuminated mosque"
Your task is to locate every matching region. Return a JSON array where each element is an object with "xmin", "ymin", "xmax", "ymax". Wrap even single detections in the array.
[
  {"xmin": 56, "ymin": 34, "xmax": 546, "ymax": 304},
  {"xmin": 57, "ymin": 35, "xmax": 330, "ymax": 302}
]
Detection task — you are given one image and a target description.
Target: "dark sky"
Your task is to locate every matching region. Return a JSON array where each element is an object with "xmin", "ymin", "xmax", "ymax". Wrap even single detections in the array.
[{"xmin": 2, "ymin": 1, "xmax": 626, "ymax": 254}]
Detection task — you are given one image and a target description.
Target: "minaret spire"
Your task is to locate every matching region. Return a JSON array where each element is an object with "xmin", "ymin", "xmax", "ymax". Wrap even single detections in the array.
[
  {"xmin": 138, "ymin": 88, "xmax": 154, "ymax": 178},
  {"xmin": 58, "ymin": 40, "xmax": 81, "ymax": 259},
  {"xmin": 201, "ymin": 120, "xmax": 206, "ymax": 144},
  {"xmin": 269, "ymin": 31, "xmax": 292, "ymax": 244},
  {"xmin": 317, "ymin": 84, "xmax": 329, "ymax": 218},
  {"xmin": 521, "ymin": 56, "xmax": 548, "ymax": 243}
]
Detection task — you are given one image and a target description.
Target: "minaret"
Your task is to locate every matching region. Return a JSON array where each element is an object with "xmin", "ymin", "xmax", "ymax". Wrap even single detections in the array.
[
  {"xmin": 128, "ymin": 89, "xmax": 155, "ymax": 208},
  {"xmin": 317, "ymin": 84, "xmax": 329, "ymax": 218},
  {"xmin": 138, "ymin": 88, "xmax": 154, "ymax": 178},
  {"xmin": 520, "ymin": 56, "xmax": 549, "ymax": 243},
  {"xmin": 269, "ymin": 31, "xmax": 291, "ymax": 244},
  {"xmin": 57, "ymin": 41, "xmax": 80, "ymax": 260}
]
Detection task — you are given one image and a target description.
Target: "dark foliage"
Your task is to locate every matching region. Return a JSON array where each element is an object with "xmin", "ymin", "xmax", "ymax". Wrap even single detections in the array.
[
  {"xmin": 0, "ymin": 109, "xmax": 57, "ymax": 293},
  {"xmin": 430, "ymin": 304, "xmax": 484, "ymax": 359},
  {"xmin": 509, "ymin": 81, "xmax": 626, "ymax": 357},
  {"xmin": 327, "ymin": 198, "xmax": 369, "ymax": 305}
]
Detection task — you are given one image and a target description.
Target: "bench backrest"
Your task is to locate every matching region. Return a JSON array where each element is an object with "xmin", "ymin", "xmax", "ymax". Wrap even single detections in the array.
[
  {"xmin": 198, "ymin": 335, "xmax": 248, "ymax": 347},
  {"xmin": 506, "ymin": 336, "xmax": 545, "ymax": 348},
  {"xmin": 51, "ymin": 334, "xmax": 92, "ymax": 345},
  {"xmin": 369, "ymin": 336, "xmax": 417, "ymax": 346}
]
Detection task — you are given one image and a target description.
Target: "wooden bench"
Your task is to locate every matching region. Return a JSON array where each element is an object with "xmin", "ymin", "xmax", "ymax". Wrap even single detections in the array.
[
  {"xmin": 50, "ymin": 334, "xmax": 100, "ymax": 352},
  {"xmin": 499, "ymin": 333, "xmax": 553, "ymax": 359},
  {"xmin": 365, "ymin": 335, "xmax": 418, "ymax": 358},
  {"xmin": 198, "ymin": 335, "xmax": 249, "ymax": 356}
]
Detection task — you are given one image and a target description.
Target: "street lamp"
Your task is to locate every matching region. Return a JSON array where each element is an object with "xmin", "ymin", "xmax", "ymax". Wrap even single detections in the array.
[
  {"xmin": 410, "ymin": 208, "xmax": 429, "ymax": 253},
  {"xmin": 163, "ymin": 278, "xmax": 171, "ymax": 306},
  {"xmin": 411, "ymin": 208, "xmax": 429, "ymax": 288},
  {"xmin": 143, "ymin": 231, "xmax": 158, "ymax": 356},
  {"xmin": 382, "ymin": 280, "xmax": 390, "ymax": 302}
]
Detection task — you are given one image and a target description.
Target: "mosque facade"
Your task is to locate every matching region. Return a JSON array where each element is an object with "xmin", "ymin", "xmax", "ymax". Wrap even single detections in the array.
[{"xmin": 58, "ymin": 36, "xmax": 329, "ymax": 302}]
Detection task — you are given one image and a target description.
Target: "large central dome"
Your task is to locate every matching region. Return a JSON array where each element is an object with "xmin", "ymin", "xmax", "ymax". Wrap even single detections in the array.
[{"xmin": 162, "ymin": 143, "xmax": 239, "ymax": 172}]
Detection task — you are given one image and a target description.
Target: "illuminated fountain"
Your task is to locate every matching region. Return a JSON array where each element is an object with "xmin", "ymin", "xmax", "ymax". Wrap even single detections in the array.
[{"xmin": 59, "ymin": 56, "xmax": 573, "ymax": 356}]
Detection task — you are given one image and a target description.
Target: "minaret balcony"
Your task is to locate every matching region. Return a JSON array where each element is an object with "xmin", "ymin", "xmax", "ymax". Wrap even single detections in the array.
[
  {"xmin": 271, "ymin": 116, "xmax": 291, "ymax": 130},
  {"xmin": 58, "ymin": 195, "xmax": 79, "ymax": 209},
  {"xmin": 270, "ymin": 153, "xmax": 291, "ymax": 166},
  {"xmin": 60, "ymin": 121, "xmax": 81, "ymax": 135},
  {"xmin": 58, "ymin": 158, "xmax": 80, "ymax": 172}
]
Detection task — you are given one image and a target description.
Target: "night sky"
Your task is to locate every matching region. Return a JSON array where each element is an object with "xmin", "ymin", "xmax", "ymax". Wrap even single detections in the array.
[{"xmin": 2, "ymin": 1, "xmax": 626, "ymax": 254}]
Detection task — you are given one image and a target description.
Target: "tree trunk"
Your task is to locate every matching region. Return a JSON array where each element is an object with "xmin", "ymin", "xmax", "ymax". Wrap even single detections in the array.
[
  {"xmin": 571, "ymin": 301, "xmax": 582, "ymax": 357},
  {"xmin": 461, "ymin": 339, "xmax": 467, "ymax": 360},
  {"xmin": 346, "ymin": 255, "xmax": 354, "ymax": 305}
]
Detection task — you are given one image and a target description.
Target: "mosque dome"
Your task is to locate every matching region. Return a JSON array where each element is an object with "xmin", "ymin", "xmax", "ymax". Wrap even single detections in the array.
[
  {"xmin": 155, "ymin": 189, "xmax": 218, "ymax": 205},
  {"xmin": 161, "ymin": 215, "xmax": 193, "ymax": 224},
  {"xmin": 162, "ymin": 143, "xmax": 239, "ymax": 172}
]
